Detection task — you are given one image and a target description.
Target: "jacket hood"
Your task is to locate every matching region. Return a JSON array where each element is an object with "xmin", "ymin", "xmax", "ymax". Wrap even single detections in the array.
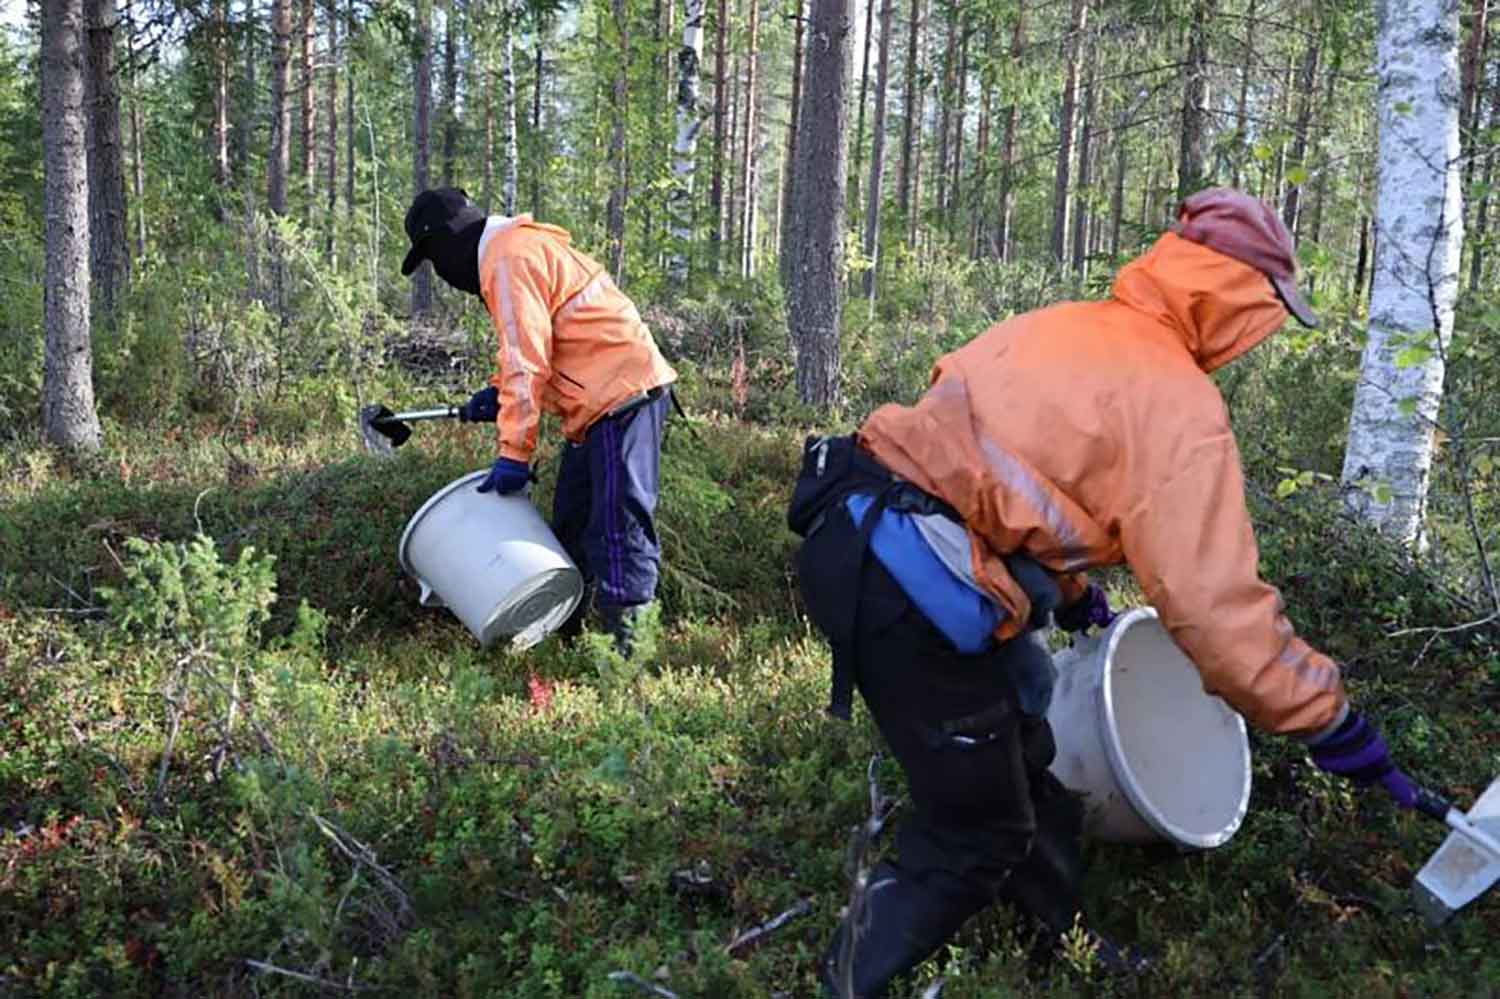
[{"xmin": 1111, "ymin": 231, "xmax": 1290, "ymax": 373}]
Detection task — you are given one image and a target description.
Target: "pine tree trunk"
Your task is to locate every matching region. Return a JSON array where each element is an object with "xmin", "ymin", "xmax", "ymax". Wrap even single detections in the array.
[
  {"xmin": 851, "ymin": 0, "xmax": 875, "ymax": 211},
  {"xmin": 1110, "ymin": 105, "xmax": 1127, "ymax": 258},
  {"xmin": 971, "ymin": 45, "xmax": 991, "ymax": 259},
  {"xmin": 605, "ymin": 0, "xmax": 630, "ymax": 282},
  {"xmin": 898, "ymin": 0, "xmax": 920, "ymax": 223},
  {"xmin": 1177, "ymin": 0, "xmax": 1211, "ymax": 201},
  {"xmin": 1281, "ymin": 35, "xmax": 1319, "ymax": 236},
  {"xmin": 344, "ymin": 0, "xmax": 355, "ymax": 220},
  {"xmin": 268, "ymin": 0, "xmax": 292, "ymax": 216},
  {"xmin": 709, "ymin": 0, "xmax": 728, "ymax": 273},
  {"xmin": 995, "ymin": 4, "xmax": 1022, "ymax": 262},
  {"xmin": 1071, "ymin": 43, "xmax": 1095, "ymax": 280},
  {"xmin": 935, "ymin": 2, "xmax": 955, "ymax": 224},
  {"xmin": 1340, "ymin": 0, "xmax": 1464, "ymax": 547},
  {"xmin": 441, "ymin": 0, "xmax": 458, "ymax": 187},
  {"xmin": 324, "ymin": 0, "xmax": 338, "ymax": 258},
  {"xmin": 233, "ymin": 0, "xmax": 255, "ymax": 180},
  {"xmin": 949, "ymin": 19, "xmax": 968, "ymax": 233},
  {"xmin": 84, "ymin": 0, "xmax": 128, "ymax": 319},
  {"xmin": 1469, "ymin": 70, "xmax": 1497, "ymax": 289},
  {"xmin": 738, "ymin": 0, "xmax": 760, "ymax": 278},
  {"xmin": 300, "ymin": 0, "xmax": 317, "ymax": 208},
  {"xmin": 42, "ymin": 0, "xmax": 103, "ymax": 451},
  {"xmin": 1051, "ymin": 0, "xmax": 1087, "ymax": 263},
  {"xmin": 779, "ymin": 0, "xmax": 805, "ymax": 287},
  {"xmin": 531, "ymin": 19, "xmax": 545, "ymax": 215},
  {"xmin": 501, "ymin": 3, "xmax": 517, "ymax": 215},
  {"xmin": 1461, "ymin": 0, "xmax": 1489, "ymax": 136},
  {"xmin": 862, "ymin": 0, "xmax": 894, "ymax": 299},
  {"xmin": 127, "ymin": 37, "xmax": 144, "ymax": 257},
  {"xmin": 668, "ymin": 0, "xmax": 707, "ymax": 284},
  {"xmin": 411, "ymin": 0, "xmax": 433, "ymax": 314},
  {"xmin": 788, "ymin": 0, "xmax": 853, "ymax": 410}
]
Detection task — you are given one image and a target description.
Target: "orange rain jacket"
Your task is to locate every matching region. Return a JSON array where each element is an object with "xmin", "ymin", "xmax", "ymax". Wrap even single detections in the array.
[
  {"xmin": 859, "ymin": 232, "xmax": 1346, "ymax": 737},
  {"xmin": 477, "ymin": 216, "xmax": 678, "ymax": 463}
]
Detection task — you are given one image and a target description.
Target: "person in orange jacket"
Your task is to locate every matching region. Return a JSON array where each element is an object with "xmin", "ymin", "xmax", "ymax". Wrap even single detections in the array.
[
  {"xmin": 788, "ymin": 188, "xmax": 1419, "ymax": 997},
  {"xmin": 401, "ymin": 188, "xmax": 678, "ymax": 654}
]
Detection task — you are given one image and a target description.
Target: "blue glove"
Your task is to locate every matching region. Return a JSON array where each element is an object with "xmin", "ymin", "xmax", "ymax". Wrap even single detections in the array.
[
  {"xmin": 476, "ymin": 457, "xmax": 531, "ymax": 495},
  {"xmin": 1308, "ymin": 710, "xmax": 1418, "ymax": 808},
  {"xmin": 459, "ymin": 386, "xmax": 499, "ymax": 423},
  {"xmin": 1054, "ymin": 583, "xmax": 1116, "ymax": 633}
]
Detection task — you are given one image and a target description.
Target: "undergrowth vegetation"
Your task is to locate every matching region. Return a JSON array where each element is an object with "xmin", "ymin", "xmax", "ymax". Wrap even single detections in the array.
[{"xmin": 3, "ymin": 259, "xmax": 1498, "ymax": 998}]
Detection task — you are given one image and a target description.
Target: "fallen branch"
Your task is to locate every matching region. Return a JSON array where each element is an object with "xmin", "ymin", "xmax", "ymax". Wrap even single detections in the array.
[
  {"xmin": 725, "ymin": 897, "xmax": 814, "ymax": 955},
  {"xmin": 605, "ymin": 971, "xmax": 681, "ymax": 998},
  {"xmin": 244, "ymin": 958, "xmax": 372, "ymax": 992}
]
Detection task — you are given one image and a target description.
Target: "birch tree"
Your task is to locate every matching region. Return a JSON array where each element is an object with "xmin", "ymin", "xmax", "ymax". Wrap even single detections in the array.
[
  {"xmin": 860, "ymin": 0, "xmax": 893, "ymax": 300},
  {"xmin": 1340, "ymin": 0, "xmax": 1464, "ymax": 547},
  {"xmin": 42, "ymin": 0, "xmax": 103, "ymax": 451},
  {"xmin": 667, "ymin": 0, "xmax": 706, "ymax": 284},
  {"xmin": 787, "ymin": 0, "xmax": 852, "ymax": 409}
]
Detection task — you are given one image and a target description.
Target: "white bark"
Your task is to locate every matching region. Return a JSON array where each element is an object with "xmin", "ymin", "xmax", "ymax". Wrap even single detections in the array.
[
  {"xmin": 42, "ymin": 0, "xmax": 103, "ymax": 451},
  {"xmin": 1340, "ymin": 0, "xmax": 1464, "ymax": 548},
  {"xmin": 501, "ymin": 3, "xmax": 517, "ymax": 215},
  {"xmin": 667, "ymin": 0, "xmax": 705, "ymax": 284}
]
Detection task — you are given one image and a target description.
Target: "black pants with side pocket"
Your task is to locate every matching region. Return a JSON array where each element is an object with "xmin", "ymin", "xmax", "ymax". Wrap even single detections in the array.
[{"xmin": 798, "ymin": 503, "xmax": 1085, "ymax": 991}]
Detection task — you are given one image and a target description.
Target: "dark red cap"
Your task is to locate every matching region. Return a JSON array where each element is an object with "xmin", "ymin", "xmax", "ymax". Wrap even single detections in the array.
[
  {"xmin": 402, "ymin": 187, "xmax": 485, "ymax": 276},
  {"xmin": 1174, "ymin": 187, "xmax": 1319, "ymax": 328}
]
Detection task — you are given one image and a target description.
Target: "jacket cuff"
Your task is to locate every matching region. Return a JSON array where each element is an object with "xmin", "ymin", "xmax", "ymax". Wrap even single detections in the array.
[
  {"xmin": 1298, "ymin": 700, "xmax": 1351, "ymax": 746},
  {"xmin": 499, "ymin": 442, "xmax": 534, "ymax": 464}
]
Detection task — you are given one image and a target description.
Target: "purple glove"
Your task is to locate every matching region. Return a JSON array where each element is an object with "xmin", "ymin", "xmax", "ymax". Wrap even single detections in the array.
[
  {"xmin": 1308, "ymin": 711, "xmax": 1418, "ymax": 808},
  {"xmin": 476, "ymin": 457, "xmax": 531, "ymax": 495},
  {"xmin": 459, "ymin": 385, "xmax": 499, "ymax": 423},
  {"xmin": 1054, "ymin": 584, "xmax": 1116, "ymax": 633}
]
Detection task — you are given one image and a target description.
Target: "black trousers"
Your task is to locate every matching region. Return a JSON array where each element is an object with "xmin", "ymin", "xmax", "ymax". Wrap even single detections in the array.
[{"xmin": 798, "ymin": 505, "xmax": 1085, "ymax": 940}]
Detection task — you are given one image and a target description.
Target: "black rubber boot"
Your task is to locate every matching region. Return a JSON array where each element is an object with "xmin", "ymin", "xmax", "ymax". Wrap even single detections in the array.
[
  {"xmin": 556, "ymin": 583, "xmax": 594, "ymax": 641},
  {"xmin": 817, "ymin": 862, "xmax": 990, "ymax": 999},
  {"xmin": 598, "ymin": 603, "xmax": 650, "ymax": 661},
  {"xmin": 994, "ymin": 777, "xmax": 1086, "ymax": 938}
]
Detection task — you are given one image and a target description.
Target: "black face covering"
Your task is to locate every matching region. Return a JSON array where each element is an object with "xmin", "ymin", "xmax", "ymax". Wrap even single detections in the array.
[{"xmin": 424, "ymin": 217, "xmax": 486, "ymax": 298}]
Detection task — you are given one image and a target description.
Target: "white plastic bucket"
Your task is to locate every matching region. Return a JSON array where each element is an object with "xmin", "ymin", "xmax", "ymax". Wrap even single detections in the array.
[
  {"xmin": 1046, "ymin": 607, "xmax": 1251, "ymax": 848},
  {"xmin": 398, "ymin": 470, "xmax": 584, "ymax": 650}
]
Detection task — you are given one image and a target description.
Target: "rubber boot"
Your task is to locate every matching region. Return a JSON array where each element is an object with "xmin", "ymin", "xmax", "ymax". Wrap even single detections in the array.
[
  {"xmin": 557, "ymin": 583, "xmax": 594, "ymax": 641},
  {"xmin": 598, "ymin": 603, "xmax": 650, "ymax": 661},
  {"xmin": 817, "ymin": 861, "xmax": 990, "ymax": 999}
]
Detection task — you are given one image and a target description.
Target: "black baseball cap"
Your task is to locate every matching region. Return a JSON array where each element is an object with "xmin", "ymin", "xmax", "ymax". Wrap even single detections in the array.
[{"xmin": 401, "ymin": 187, "xmax": 485, "ymax": 276}]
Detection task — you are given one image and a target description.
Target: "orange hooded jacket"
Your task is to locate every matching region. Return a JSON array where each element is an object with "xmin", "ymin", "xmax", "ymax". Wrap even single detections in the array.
[
  {"xmin": 858, "ymin": 232, "xmax": 1347, "ymax": 738},
  {"xmin": 477, "ymin": 216, "xmax": 678, "ymax": 463}
]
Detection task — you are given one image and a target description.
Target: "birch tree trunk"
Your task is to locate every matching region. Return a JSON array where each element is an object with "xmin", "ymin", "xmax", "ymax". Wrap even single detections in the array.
[
  {"xmin": 1231, "ymin": 0, "xmax": 1255, "ymax": 189},
  {"xmin": 212, "ymin": 0, "xmax": 231, "ymax": 196},
  {"xmin": 441, "ymin": 0, "xmax": 458, "ymax": 187},
  {"xmin": 861, "ymin": 0, "xmax": 894, "ymax": 299},
  {"xmin": 501, "ymin": 2, "xmax": 517, "ymax": 215},
  {"xmin": 1050, "ymin": 0, "xmax": 1087, "ymax": 263},
  {"xmin": 995, "ymin": 4, "xmax": 1022, "ymax": 261},
  {"xmin": 85, "ymin": 0, "xmax": 128, "ymax": 319},
  {"xmin": 738, "ymin": 0, "xmax": 760, "ymax": 279},
  {"xmin": 1340, "ymin": 0, "xmax": 1464, "ymax": 548},
  {"xmin": 709, "ymin": 0, "xmax": 728, "ymax": 273},
  {"xmin": 300, "ymin": 0, "xmax": 317, "ymax": 209},
  {"xmin": 667, "ymin": 0, "xmax": 706, "ymax": 284},
  {"xmin": 1071, "ymin": 41, "xmax": 1095, "ymax": 281},
  {"xmin": 531, "ymin": 17, "xmax": 545, "ymax": 215},
  {"xmin": 43, "ymin": 0, "xmax": 103, "ymax": 451},
  {"xmin": 411, "ymin": 0, "xmax": 434, "ymax": 314},
  {"xmin": 268, "ymin": 0, "xmax": 292, "ymax": 216},
  {"xmin": 788, "ymin": 0, "xmax": 852, "ymax": 410}
]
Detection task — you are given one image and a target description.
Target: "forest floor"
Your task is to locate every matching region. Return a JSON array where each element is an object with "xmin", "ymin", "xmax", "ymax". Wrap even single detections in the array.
[{"xmin": 1, "ymin": 388, "xmax": 1498, "ymax": 998}]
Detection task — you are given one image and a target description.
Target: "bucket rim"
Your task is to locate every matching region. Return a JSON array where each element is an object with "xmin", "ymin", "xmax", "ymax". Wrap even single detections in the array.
[
  {"xmin": 397, "ymin": 468, "xmax": 493, "ymax": 578},
  {"xmin": 1097, "ymin": 607, "xmax": 1252, "ymax": 850}
]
